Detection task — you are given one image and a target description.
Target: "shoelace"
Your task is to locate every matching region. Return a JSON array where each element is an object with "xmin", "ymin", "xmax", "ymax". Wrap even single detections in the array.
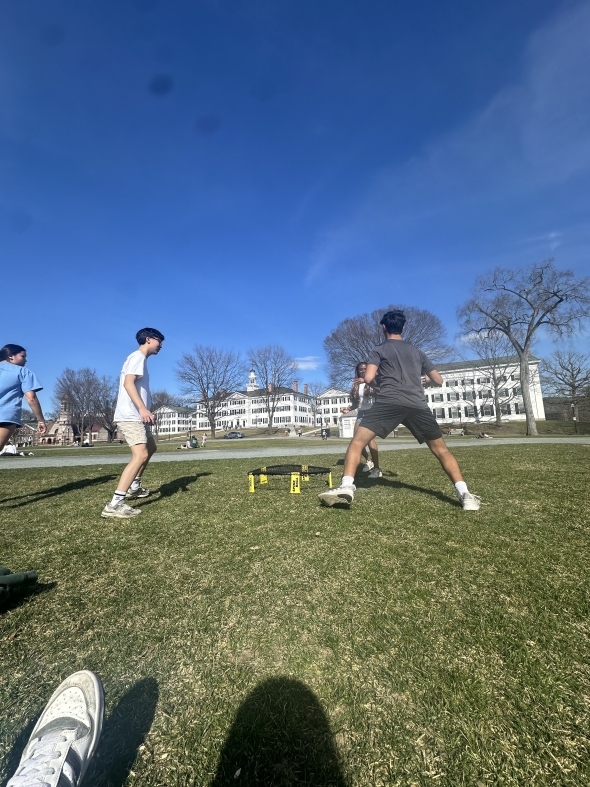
[{"xmin": 7, "ymin": 730, "xmax": 74, "ymax": 787}]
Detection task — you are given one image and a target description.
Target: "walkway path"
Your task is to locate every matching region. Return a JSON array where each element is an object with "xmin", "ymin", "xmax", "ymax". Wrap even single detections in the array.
[{"xmin": 0, "ymin": 437, "xmax": 588, "ymax": 470}]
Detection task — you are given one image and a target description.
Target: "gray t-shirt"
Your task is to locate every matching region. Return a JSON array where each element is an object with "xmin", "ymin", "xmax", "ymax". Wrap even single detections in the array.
[{"xmin": 367, "ymin": 340, "xmax": 435, "ymax": 408}]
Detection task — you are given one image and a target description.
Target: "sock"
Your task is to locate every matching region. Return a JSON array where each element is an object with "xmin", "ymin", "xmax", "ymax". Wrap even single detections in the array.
[
  {"xmin": 342, "ymin": 475, "xmax": 355, "ymax": 487},
  {"xmin": 454, "ymin": 481, "xmax": 469, "ymax": 499},
  {"xmin": 110, "ymin": 490, "xmax": 127, "ymax": 506},
  {"xmin": 130, "ymin": 477, "xmax": 142, "ymax": 491}
]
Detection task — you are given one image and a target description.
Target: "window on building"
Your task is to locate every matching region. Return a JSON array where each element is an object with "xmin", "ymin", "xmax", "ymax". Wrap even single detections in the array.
[
  {"xmin": 481, "ymin": 405, "xmax": 494, "ymax": 416},
  {"xmin": 464, "ymin": 407, "xmax": 476, "ymax": 418},
  {"xmin": 449, "ymin": 408, "xmax": 461, "ymax": 419},
  {"xmin": 500, "ymin": 403, "xmax": 511, "ymax": 415},
  {"xmin": 447, "ymin": 392, "xmax": 460, "ymax": 401},
  {"xmin": 433, "ymin": 408, "xmax": 445, "ymax": 419},
  {"xmin": 433, "ymin": 393, "xmax": 444, "ymax": 403}
]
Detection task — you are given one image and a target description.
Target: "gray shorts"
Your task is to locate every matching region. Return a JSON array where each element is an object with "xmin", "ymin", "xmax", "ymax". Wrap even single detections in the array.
[
  {"xmin": 117, "ymin": 421, "xmax": 156, "ymax": 448},
  {"xmin": 358, "ymin": 402, "xmax": 443, "ymax": 444}
]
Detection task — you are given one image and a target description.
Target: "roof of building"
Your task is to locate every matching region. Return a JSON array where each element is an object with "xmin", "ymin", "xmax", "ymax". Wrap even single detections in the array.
[
  {"xmin": 153, "ymin": 405, "xmax": 194, "ymax": 414},
  {"xmin": 318, "ymin": 387, "xmax": 350, "ymax": 398},
  {"xmin": 435, "ymin": 355, "xmax": 540, "ymax": 373}
]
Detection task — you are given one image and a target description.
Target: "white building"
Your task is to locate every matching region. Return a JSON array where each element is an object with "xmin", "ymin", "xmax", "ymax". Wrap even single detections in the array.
[
  {"xmin": 153, "ymin": 372, "xmax": 317, "ymax": 434},
  {"xmin": 316, "ymin": 387, "xmax": 352, "ymax": 426},
  {"xmin": 430, "ymin": 356, "xmax": 544, "ymax": 424}
]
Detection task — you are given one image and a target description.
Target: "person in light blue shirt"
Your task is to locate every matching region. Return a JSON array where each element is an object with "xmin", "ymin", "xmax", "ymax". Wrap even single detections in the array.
[{"xmin": 0, "ymin": 343, "xmax": 47, "ymax": 452}]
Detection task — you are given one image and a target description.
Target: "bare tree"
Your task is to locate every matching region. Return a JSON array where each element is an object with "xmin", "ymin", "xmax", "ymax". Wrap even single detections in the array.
[
  {"xmin": 456, "ymin": 331, "xmax": 523, "ymax": 426},
  {"xmin": 324, "ymin": 304, "xmax": 452, "ymax": 388},
  {"xmin": 151, "ymin": 390, "xmax": 183, "ymax": 410},
  {"xmin": 458, "ymin": 260, "xmax": 590, "ymax": 435},
  {"xmin": 542, "ymin": 350, "xmax": 590, "ymax": 433},
  {"xmin": 54, "ymin": 368, "xmax": 99, "ymax": 445},
  {"xmin": 176, "ymin": 346, "xmax": 245, "ymax": 438},
  {"xmin": 248, "ymin": 345, "xmax": 298, "ymax": 434},
  {"xmin": 91, "ymin": 375, "xmax": 119, "ymax": 442},
  {"xmin": 306, "ymin": 380, "xmax": 328, "ymax": 428}
]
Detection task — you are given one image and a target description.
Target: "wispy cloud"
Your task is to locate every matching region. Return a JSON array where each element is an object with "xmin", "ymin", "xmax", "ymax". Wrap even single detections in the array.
[
  {"xmin": 294, "ymin": 355, "xmax": 322, "ymax": 370},
  {"xmin": 306, "ymin": 2, "xmax": 590, "ymax": 281}
]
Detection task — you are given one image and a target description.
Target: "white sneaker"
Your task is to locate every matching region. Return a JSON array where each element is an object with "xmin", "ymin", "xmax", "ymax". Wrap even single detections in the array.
[
  {"xmin": 318, "ymin": 484, "xmax": 356, "ymax": 507},
  {"xmin": 126, "ymin": 486, "xmax": 150, "ymax": 499},
  {"xmin": 101, "ymin": 501, "xmax": 141, "ymax": 518},
  {"xmin": 7, "ymin": 670, "xmax": 104, "ymax": 787},
  {"xmin": 367, "ymin": 467, "xmax": 383, "ymax": 479},
  {"xmin": 460, "ymin": 492, "xmax": 481, "ymax": 511},
  {"xmin": 361, "ymin": 461, "xmax": 374, "ymax": 473}
]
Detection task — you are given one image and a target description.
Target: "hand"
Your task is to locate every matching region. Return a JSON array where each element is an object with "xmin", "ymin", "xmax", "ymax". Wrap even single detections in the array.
[
  {"xmin": 37, "ymin": 421, "xmax": 47, "ymax": 435},
  {"xmin": 139, "ymin": 407, "xmax": 155, "ymax": 425}
]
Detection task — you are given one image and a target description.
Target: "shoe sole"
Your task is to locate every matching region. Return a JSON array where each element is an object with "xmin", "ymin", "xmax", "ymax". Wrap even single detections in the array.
[
  {"xmin": 101, "ymin": 509, "xmax": 142, "ymax": 518},
  {"xmin": 318, "ymin": 492, "xmax": 354, "ymax": 507},
  {"xmin": 461, "ymin": 502, "xmax": 481, "ymax": 511}
]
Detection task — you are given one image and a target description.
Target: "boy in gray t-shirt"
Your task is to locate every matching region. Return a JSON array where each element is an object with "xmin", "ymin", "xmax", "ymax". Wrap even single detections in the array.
[{"xmin": 319, "ymin": 310, "xmax": 481, "ymax": 511}]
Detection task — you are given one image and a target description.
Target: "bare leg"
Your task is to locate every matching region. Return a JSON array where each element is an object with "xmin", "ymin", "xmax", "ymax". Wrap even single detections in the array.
[
  {"xmin": 115, "ymin": 442, "xmax": 153, "ymax": 493},
  {"xmin": 0, "ymin": 424, "xmax": 17, "ymax": 452},
  {"xmin": 354, "ymin": 421, "xmax": 371, "ymax": 463},
  {"xmin": 367, "ymin": 437, "xmax": 380, "ymax": 468},
  {"xmin": 426, "ymin": 437, "xmax": 464, "ymax": 484},
  {"xmin": 343, "ymin": 426, "xmax": 378, "ymax": 478},
  {"xmin": 132, "ymin": 435, "xmax": 157, "ymax": 482}
]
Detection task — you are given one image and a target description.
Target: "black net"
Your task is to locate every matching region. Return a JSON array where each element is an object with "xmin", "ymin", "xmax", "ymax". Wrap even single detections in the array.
[{"xmin": 248, "ymin": 464, "xmax": 331, "ymax": 476}]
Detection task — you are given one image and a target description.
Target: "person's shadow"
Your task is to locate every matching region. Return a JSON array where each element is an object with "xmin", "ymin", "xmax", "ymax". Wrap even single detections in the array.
[
  {"xmin": 139, "ymin": 473, "xmax": 211, "ymax": 507},
  {"xmin": 210, "ymin": 677, "xmax": 348, "ymax": 786}
]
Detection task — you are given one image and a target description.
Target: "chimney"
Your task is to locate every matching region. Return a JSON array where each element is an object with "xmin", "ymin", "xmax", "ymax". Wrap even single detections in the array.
[
  {"xmin": 268, "ymin": 383, "xmax": 273, "ymax": 392},
  {"xmin": 304, "ymin": 384, "xmax": 308, "ymax": 395},
  {"xmin": 293, "ymin": 380, "xmax": 299, "ymax": 392}
]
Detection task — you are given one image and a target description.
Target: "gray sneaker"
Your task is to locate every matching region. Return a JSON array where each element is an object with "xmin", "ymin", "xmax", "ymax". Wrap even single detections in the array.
[
  {"xmin": 361, "ymin": 461, "xmax": 374, "ymax": 473},
  {"xmin": 126, "ymin": 486, "xmax": 150, "ymax": 499},
  {"xmin": 101, "ymin": 501, "xmax": 141, "ymax": 518},
  {"xmin": 460, "ymin": 492, "xmax": 481, "ymax": 511},
  {"xmin": 367, "ymin": 467, "xmax": 383, "ymax": 479},
  {"xmin": 7, "ymin": 670, "xmax": 104, "ymax": 787},
  {"xmin": 318, "ymin": 484, "xmax": 356, "ymax": 507}
]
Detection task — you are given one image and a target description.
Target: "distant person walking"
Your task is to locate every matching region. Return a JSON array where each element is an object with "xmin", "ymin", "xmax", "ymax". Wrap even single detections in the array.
[
  {"xmin": 0, "ymin": 344, "xmax": 46, "ymax": 454},
  {"xmin": 101, "ymin": 328, "xmax": 164, "ymax": 519},
  {"xmin": 202, "ymin": 433, "xmax": 207, "ymax": 448},
  {"xmin": 350, "ymin": 361, "xmax": 381, "ymax": 478},
  {"xmin": 319, "ymin": 310, "xmax": 480, "ymax": 510}
]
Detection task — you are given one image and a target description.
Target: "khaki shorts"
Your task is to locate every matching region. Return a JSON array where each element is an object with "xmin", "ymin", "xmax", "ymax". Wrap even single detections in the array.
[{"xmin": 117, "ymin": 421, "xmax": 156, "ymax": 448}]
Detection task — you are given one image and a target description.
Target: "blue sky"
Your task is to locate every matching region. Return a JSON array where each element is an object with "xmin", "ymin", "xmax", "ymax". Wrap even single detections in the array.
[{"xmin": 2, "ymin": 0, "xmax": 589, "ymax": 410}]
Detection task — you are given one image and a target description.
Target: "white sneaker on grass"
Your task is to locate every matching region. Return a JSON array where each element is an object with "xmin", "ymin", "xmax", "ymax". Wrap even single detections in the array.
[
  {"xmin": 367, "ymin": 467, "xmax": 383, "ymax": 479},
  {"xmin": 361, "ymin": 461, "xmax": 374, "ymax": 473},
  {"xmin": 460, "ymin": 492, "xmax": 481, "ymax": 511},
  {"xmin": 101, "ymin": 501, "xmax": 141, "ymax": 519},
  {"xmin": 126, "ymin": 486, "xmax": 150, "ymax": 499},
  {"xmin": 318, "ymin": 484, "xmax": 356, "ymax": 507},
  {"xmin": 7, "ymin": 670, "xmax": 104, "ymax": 787}
]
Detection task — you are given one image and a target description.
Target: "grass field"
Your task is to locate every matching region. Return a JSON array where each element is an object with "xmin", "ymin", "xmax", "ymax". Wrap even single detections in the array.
[{"xmin": 1, "ymin": 444, "xmax": 589, "ymax": 786}]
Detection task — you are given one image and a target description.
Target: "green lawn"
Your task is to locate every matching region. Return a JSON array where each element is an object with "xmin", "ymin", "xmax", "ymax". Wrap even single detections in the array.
[{"xmin": 1, "ymin": 445, "xmax": 589, "ymax": 786}]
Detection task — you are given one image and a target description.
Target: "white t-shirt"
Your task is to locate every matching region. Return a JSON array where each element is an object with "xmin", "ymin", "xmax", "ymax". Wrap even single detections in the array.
[
  {"xmin": 357, "ymin": 383, "xmax": 375, "ymax": 411},
  {"xmin": 114, "ymin": 349, "xmax": 151, "ymax": 422}
]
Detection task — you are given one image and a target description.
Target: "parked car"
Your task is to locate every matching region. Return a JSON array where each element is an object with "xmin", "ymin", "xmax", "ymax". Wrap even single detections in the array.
[{"xmin": 224, "ymin": 431, "xmax": 245, "ymax": 439}]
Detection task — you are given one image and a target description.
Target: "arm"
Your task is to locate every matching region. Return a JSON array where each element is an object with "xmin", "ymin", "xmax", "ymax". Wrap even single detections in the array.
[
  {"xmin": 24, "ymin": 391, "xmax": 47, "ymax": 434},
  {"xmin": 423, "ymin": 369, "xmax": 443, "ymax": 387},
  {"xmin": 123, "ymin": 374, "xmax": 155, "ymax": 424},
  {"xmin": 363, "ymin": 364, "xmax": 379, "ymax": 385}
]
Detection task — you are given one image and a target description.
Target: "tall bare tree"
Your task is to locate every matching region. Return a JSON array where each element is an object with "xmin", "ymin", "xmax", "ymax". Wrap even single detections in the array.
[
  {"xmin": 306, "ymin": 380, "xmax": 328, "ymax": 428},
  {"xmin": 324, "ymin": 304, "xmax": 452, "ymax": 388},
  {"xmin": 542, "ymin": 350, "xmax": 590, "ymax": 433},
  {"xmin": 458, "ymin": 260, "xmax": 590, "ymax": 435},
  {"xmin": 54, "ymin": 368, "xmax": 98, "ymax": 445},
  {"xmin": 91, "ymin": 375, "xmax": 119, "ymax": 442},
  {"xmin": 176, "ymin": 346, "xmax": 245, "ymax": 438},
  {"xmin": 248, "ymin": 345, "xmax": 298, "ymax": 434},
  {"xmin": 456, "ymin": 331, "xmax": 524, "ymax": 426}
]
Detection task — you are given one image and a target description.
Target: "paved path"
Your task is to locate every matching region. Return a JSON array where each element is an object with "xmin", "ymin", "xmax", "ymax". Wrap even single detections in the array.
[{"xmin": 0, "ymin": 437, "xmax": 588, "ymax": 470}]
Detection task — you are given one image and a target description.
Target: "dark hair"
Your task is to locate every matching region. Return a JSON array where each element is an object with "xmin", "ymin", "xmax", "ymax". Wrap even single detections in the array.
[
  {"xmin": 0, "ymin": 344, "xmax": 26, "ymax": 362},
  {"xmin": 380, "ymin": 310, "xmax": 406, "ymax": 335},
  {"xmin": 354, "ymin": 361, "xmax": 368, "ymax": 378},
  {"xmin": 136, "ymin": 328, "xmax": 165, "ymax": 345}
]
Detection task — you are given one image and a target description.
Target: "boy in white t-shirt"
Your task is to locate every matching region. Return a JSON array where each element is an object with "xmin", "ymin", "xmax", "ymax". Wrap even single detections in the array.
[{"xmin": 101, "ymin": 328, "xmax": 165, "ymax": 519}]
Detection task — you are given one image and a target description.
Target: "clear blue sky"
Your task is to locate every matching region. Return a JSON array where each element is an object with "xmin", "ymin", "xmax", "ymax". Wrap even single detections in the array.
[{"xmin": 2, "ymin": 0, "xmax": 589, "ymax": 411}]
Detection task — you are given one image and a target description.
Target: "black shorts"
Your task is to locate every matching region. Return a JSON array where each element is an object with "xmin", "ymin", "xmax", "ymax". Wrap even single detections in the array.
[{"xmin": 357, "ymin": 402, "xmax": 443, "ymax": 444}]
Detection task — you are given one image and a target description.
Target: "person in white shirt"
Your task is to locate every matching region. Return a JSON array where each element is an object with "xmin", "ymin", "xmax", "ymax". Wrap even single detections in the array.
[
  {"xmin": 349, "ymin": 361, "xmax": 381, "ymax": 478},
  {"xmin": 101, "ymin": 328, "xmax": 164, "ymax": 519}
]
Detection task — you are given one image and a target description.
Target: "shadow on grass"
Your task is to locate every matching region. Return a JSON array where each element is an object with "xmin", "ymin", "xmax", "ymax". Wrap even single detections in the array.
[
  {"xmin": 320, "ymin": 473, "xmax": 459, "ymax": 509},
  {"xmin": 86, "ymin": 677, "xmax": 159, "ymax": 787},
  {"xmin": 0, "ymin": 582, "xmax": 57, "ymax": 615},
  {"xmin": 0, "ymin": 475, "xmax": 118, "ymax": 509},
  {"xmin": 0, "ymin": 720, "xmax": 36, "ymax": 787},
  {"xmin": 138, "ymin": 473, "xmax": 212, "ymax": 507},
  {"xmin": 211, "ymin": 677, "xmax": 347, "ymax": 786}
]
